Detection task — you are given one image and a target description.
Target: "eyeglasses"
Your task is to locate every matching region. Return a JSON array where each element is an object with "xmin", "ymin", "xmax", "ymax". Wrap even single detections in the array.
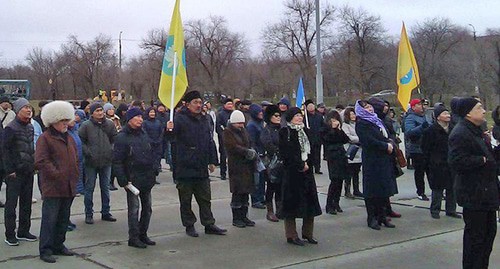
[{"xmin": 273, "ymin": 113, "xmax": 281, "ymax": 117}]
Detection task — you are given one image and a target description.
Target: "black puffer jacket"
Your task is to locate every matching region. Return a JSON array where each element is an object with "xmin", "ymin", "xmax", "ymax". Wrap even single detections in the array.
[
  {"xmin": 173, "ymin": 107, "xmax": 218, "ymax": 181},
  {"xmin": 0, "ymin": 123, "xmax": 5, "ymax": 177},
  {"xmin": 260, "ymin": 122, "xmax": 280, "ymax": 157},
  {"xmin": 78, "ymin": 117, "xmax": 117, "ymax": 168},
  {"xmin": 3, "ymin": 118, "xmax": 34, "ymax": 175},
  {"xmin": 449, "ymin": 119, "xmax": 499, "ymax": 211},
  {"xmin": 113, "ymin": 125, "xmax": 156, "ymax": 190}
]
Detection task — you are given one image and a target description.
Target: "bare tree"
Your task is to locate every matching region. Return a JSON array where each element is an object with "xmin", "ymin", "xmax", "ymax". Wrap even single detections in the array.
[{"xmin": 479, "ymin": 29, "xmax": 500, "ymax": 104}]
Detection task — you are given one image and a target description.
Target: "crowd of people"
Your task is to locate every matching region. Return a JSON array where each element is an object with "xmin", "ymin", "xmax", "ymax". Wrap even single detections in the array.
[{"xmin": 0, "ymin": 92, "xmax": 498, "ymax": 268}]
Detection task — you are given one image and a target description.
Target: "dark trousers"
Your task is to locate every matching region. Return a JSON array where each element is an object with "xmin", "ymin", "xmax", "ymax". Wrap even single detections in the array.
[
  {"xmin": 176, "ymin": 179, "xmax": 215, "ymax": 227},
  {"xmin": 364, "ymin": 197, "xmax": 388, "ymax": 224},
  {"xmin": 217, "ymin": 135, "xmax": 227, "ymax": 177},
  {"xmin": 347, "ymin": 163, "xmax": 362, "ymax": 193},
  {"xmin": 231, "ymin": 193, "xmax": 249, "ymax": 208},
  {"xmin": 462, "ymin": 209, "xmax": 497, "ymax": 269},
  {"xmin": 265, "ymin": 174, "xmax": 282, "ymax": 208},
  {"xmin": 127, "ymin": 188, "xmax": 152, "ymax": 240},
  {"xmin": 4, "ymin": 173, "xmax": 34, "ymax": 238},
  {"xmin": 39, "ymin": 197, "xmax": 73, "ymax": 256},
  {"xmin": 311, "ymin": 144, "xmax": 322, "ymax": 172},
  {"xmin": 430, "ymin": 188, "xmax": 456, "ymax": 215},
  {"xmin": 284, "ymin": 217, "xmax": 314, "ymax": 239},
  {"xmin": 326, "ymin": 160, "xmax": 343, "ymax": 210},
  {"xmin": 410, "ymin": 153, "xmax": 428, "ymax": 196},
  {"xmin": 251, "ymin": 171, "xmax": 265, "ymax": 205}
]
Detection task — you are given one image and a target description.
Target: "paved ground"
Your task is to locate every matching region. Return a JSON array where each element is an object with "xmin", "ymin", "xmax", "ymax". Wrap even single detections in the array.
[{"xmin": 0, "ymin": 159, "xmax": 499, "ymax": 269}]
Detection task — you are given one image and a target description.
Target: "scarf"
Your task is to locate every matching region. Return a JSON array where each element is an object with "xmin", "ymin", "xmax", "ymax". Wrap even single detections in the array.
[
  {"xmin": 355, "ymin": 101, "xmax": 387, "ymax": 135},
  {"xmin": 287, "ymin": 122, "xmax": 311, "ymax": 161}
]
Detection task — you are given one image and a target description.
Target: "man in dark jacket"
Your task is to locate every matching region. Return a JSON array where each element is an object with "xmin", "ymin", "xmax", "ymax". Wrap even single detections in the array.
[
  {"xmin": 3, "ymin": 98, "xmax": 37, "ymax": 246},
  {"xmin": 113, "ymin": 108, "xmax": 157, "ymax": 249},
  {"xmin": 246, "ymin": 104, "xmax": 266, "ymax": 209},
  {"xmin": 215, "ymin": 98, "xmax": 234, "ymax": 180},
  {"xmin": 168, "ymin": 91, "xmax": 226, "ymax": 237},
  {"xmin": 448, "ymin": 98, "xmax": 499, "ymax": 269},
  {"xmin": 404, "ymin": 99, "xmax": 431, "ymax": 200},
  {"xmin": 304, "ymin": 99, "xmax": 325, "ymax": 174},
  {"xmin": 78, "ymin": 102, "xmax": 118, "ymax": 224},
  {"xmin": 35, "ymin": 101, "xmax": 79, "ymax": 263},
  {"xmin": 0, "ymin": 118, "xmax": 5, "ymax": 208}
]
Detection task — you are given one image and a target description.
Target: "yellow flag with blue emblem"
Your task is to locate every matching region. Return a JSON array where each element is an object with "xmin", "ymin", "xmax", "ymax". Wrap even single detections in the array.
[
  {"xmin": 397, "ymin": 22, "xmax": 420, "ymax": 111},
  {"xmin": 158, "ymin": 0, "xmax": 188, "ymax": 109}
]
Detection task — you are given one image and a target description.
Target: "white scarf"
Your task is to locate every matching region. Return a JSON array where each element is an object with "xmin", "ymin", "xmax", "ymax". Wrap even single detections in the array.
[{"xmin": 287, "ymin": 123, "xmax": 311, "ymax": 161}]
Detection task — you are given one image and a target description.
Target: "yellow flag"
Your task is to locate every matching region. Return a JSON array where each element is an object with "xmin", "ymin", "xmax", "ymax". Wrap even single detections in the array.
[
  {"xmin": 158, "ymin": 0, "xmax": 188, "ymax": 109},
  {"xmin": 397, "ymin": 22, "xmax": 420, "ymax": 111}
]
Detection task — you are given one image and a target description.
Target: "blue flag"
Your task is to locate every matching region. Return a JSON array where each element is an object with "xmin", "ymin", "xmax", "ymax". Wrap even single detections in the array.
[{"xmin": 296, "ymin": 77, "xmax": 305, "ymax": 108}]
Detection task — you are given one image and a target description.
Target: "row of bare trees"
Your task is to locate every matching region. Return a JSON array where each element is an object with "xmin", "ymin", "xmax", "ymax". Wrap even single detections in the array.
[{"xmin": 0, "ymin": 0, "xmax": 499, "ymax": 108}]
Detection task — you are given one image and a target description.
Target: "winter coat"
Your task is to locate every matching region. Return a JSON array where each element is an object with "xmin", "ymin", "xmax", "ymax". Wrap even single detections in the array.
[
  {"xmin": 143, "ymin": 117, "xmax": 164, "ymax": 158},
  {"xmin": 0, "ymin": 107, "xmax": 16, "ymax": 128},
  {"xmin": 3, "ymin": 118, "xmax": 35, "ymax": 175},
  {"xmin": 0, "ymin": 123, "xmax": 4, "ymax": 177},
  {"xmin": 422, "ymin": 122, "xmax": 453, "ymax": 190},
  {"xmin": 260, "ymin": 122, "xmax": 280, "ymax": 158},
  {"xmin": 35, "ymin": 128, "xmax": 79, "ymax": 199},
  {"xmin": 68, "ymin": 125, "xmax": 84, "ymax": 186},
  {"xmin": 403, "ymin": 109, "xmax": 429, "ymax": 154},
  {"xmin": 322, "ymin": 126, "xmax": 350, "ymax": 180},
  {"xmin": 247, "ymin": 119, "xmax": 264, "ymax": 154},
  {"xmin": 215, "ymin": 108, "xmax": 232, "ymax": 136},
  {"xmin": 78, "ymin": 117, "xmax": 117, "ymax": 168},
  {"xmin": 106, "ymin": 115, "xmax": 122, "ymax": 132},
  {"xmin": 449, "ymin": 119, "xmax": 499, "ymax": 211},
  {"xmin": 173, "ymin": 107, "xmax": 218, "ymax": 181},
  {"xmin": 305, "ymin": 112, "xmax": 324, "ymax": 146},
  {"xmin": 223, "ymin": 125, "xmax": 255, "ymax": 194},
  {"xmin": 356, "ymin": 119, "xmax": 397, "ymax": 198},
  {"xmin": 342, "ymin": 122, "xmax": 362, "ymax": 164},
  {"xmin": 279, "ymin": 126, "xmax": 322, "ymax": 219},
  {"xmin": 113, "ymin": 125, "xmax": 156, "ymax": 190}
]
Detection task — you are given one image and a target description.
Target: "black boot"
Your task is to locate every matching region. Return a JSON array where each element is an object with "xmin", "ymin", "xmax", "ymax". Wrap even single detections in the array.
[
  {"xmin": 344, "ymin": 181, "xmax": 354, "ymax": 199},
  {"xmin": 378, "ymin": 205, "xmax": 396, "ymax": 228},
  {"xmin": 242, "ymin": 207, "xmax": 255, "ymax": 227},
  {"xmin": 352, "ymin": 178, "xmax": 363, "ymax": 197},
  {"xmin": 326, "ymin": 182, "xmax": 336, "ymax": 214},
  {"xmin": 232, "ymin": 208, "xmax": 246, "ymax": 228},
  {"xmin": 366, "ymin": 199, "xmax": 380, "ymax": 230}
]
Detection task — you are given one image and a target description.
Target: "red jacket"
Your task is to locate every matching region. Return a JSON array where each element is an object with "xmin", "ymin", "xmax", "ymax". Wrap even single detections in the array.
[{"xmin": 35, "ymin": 128, "xmax": 79, "ymax": 199}]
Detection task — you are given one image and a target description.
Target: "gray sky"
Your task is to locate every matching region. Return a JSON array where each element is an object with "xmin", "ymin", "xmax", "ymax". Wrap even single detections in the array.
[{"xmin": 0, "ymin": 0, "xmax": 498, "ymax": 67}]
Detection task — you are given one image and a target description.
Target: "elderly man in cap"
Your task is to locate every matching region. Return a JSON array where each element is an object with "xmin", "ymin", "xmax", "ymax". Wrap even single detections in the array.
[
  {"xmin": 113, "ymin": 107, "xmax": 157, "ymax": 249},
  {"xmin": 404, "ymin": 98, "xmax": 431, "ymax": 201},
  {"xmin": 167, "ymin": 91, "xmax": 226, "ymax": 237},
  {"xmin": 78, "ymin": 102, "xmax": 118, "ymax": 224},
  {"xmin": 3, "ymin": 98, "xmax": 37, "ymax": 246},
  {"xmin": 35, "ymin": 101, "xmax": 79, "ymax": 263},
  {"xmin": 449, "ymin": 97, "xmax": 499, "ymax": 269}
]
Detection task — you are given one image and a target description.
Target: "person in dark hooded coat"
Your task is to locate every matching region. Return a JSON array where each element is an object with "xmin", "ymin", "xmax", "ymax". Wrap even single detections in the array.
[
  {"xmin": 143, "ymin": 107, "xmax": 164, "ymax": 182},
  {"xmin": 279, "ymin": 107, "xmax": 322, "ymax": 246},
  {"xmin": 246, "ymin": 104, "xmax": 266, "ymax": 208}
]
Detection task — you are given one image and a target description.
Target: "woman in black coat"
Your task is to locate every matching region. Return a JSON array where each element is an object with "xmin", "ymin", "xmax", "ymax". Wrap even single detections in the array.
[
  {"xmin": 421, "ymin": 104, "xmax": 461, "ymax": 219},
  {"xmin": 355, "ymin": 100, "xmax": 397, "ymax": 230},
  {"xmin": 279, "ymin": 107, "xmax": 322, "ymax": 246},
  {"xmin": 321, "ymin": 110, "xmax": 350, "ymax": 215}
]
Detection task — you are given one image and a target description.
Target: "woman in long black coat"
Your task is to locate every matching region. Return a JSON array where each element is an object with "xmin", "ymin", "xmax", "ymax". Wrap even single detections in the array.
[
  {"xmin": 279, "ymin": 107, "xmax": 322, "ymax": 246},
  {"xmin": 321, "ymin": 110, "xmax": 350, "ymax": 215},
  {"xmin": 355, "ymin": 100, "xmax": 397, "ymax": 230},
  {"xmin": 421, "ymin": 104, "xmax": 461, "ymax": 219}
]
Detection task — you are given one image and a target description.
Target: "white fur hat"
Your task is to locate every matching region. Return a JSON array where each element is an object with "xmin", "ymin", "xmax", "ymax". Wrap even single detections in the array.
[
  {"xmin": 229, "ymin": 110, "xmax": 245, "ymax": 124},
  {"xmin": 41, "ymin": 101, "xmax": 75, "ymax": 127}
]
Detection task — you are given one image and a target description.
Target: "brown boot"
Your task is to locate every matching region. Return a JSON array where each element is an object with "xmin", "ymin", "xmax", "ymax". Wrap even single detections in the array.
[{"xmin": 266, "ymin": 203, "xmax": 279, "ymax": 222}]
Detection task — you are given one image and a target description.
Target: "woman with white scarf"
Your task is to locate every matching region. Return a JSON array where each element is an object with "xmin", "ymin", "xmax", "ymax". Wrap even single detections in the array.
[{"xmin": 279, "ymin": 107, "xmax": 322, "ymax": 246}]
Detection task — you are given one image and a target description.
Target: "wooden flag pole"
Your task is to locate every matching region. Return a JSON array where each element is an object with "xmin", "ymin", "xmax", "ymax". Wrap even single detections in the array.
[{"xmin": 169, "ymin": 51, "xmax": 178, "ymax": 122}]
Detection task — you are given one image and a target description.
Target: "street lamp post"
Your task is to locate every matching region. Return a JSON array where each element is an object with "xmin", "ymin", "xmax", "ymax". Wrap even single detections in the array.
[
  {"xmin": 315, "ymin": 0, "xmax": 324, "ymax": 104},
  {"xmin": 118, "ymin": 31, "xmax": 123, "ymax": 95},
  {"xmin": 468, "ymin": 24, "xmax": 480, "ymax": 97}
]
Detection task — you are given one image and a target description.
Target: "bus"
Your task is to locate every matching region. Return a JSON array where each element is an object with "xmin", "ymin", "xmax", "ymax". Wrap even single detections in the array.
[{"xmin": 0, "ymin": 79, "xmax": 31, "ymax": 100}]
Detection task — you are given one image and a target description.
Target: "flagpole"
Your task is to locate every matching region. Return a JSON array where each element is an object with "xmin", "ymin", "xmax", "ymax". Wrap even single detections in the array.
[{"xmin": 169, "ymin": 51, "xmax": 178, "ymax": 122}]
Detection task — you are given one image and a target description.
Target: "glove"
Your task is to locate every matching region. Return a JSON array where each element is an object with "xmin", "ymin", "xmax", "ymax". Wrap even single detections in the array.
[{"xmin": 245, "ymin": 148, "xmax": 257, "ymax": 160}]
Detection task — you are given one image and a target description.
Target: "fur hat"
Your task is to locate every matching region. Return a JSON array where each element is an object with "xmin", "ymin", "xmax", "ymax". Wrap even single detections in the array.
[
  {"xmin": 264, "ymin": 105, "xmax": 280, "ymax": 123},
  {"xmin": 13, "ymin": 98, "xmax": 31, "ymax": 114},
  {"xmin": 285, "ymin": 107, "xmax": 302, "ymax": 122},
  {"xmin": 183, "ymin": 91, "xmax": 202, "ymax": 103},
  {"xmin": 41, "ymin": 101, "xmax": 75, "ymax": 127},
  {"xmin": 229, "ymin": 110, "xmax": 245, "ymax": 124}
]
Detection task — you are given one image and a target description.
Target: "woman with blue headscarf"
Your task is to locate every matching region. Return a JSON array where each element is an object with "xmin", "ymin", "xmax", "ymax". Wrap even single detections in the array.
[{"xmin": 355, "ymin": 100, "xmax": 397, "ymax": 231}]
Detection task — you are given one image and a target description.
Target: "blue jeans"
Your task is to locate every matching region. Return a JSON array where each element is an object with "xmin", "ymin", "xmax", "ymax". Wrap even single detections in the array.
[
  {"xmin": 251, "ymin": 171, "xmax": 265, "ymax": 205},
  {"xmin": 84, "ymin": 165, "xmax": 111, "ymax": 217},
  {"xmin": 127, "ymin": 188, "xmax": 152, "ymax": 240}
]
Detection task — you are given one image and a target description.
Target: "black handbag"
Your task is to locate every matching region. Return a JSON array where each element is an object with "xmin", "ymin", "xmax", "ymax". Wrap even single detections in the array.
[
  {"xmin": 346, "ymin": 144, "xmax": 359, "ymax": 161},
  {"xmin": 268, "ymin": 153, "xmax": 284, "ymax": 183}
]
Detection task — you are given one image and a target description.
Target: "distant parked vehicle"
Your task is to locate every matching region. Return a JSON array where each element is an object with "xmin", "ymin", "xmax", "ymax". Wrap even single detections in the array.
[
  {"xmin": 370, "ymin": 90, "xmax": 395, "ymax": 97},
  {"xmin": 0, "ymin": 79, "xmax": 31, "ymax": 100}
]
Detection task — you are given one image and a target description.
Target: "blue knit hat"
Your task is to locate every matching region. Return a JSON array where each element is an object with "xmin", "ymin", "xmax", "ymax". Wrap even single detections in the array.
[{"xmin": 126, "ymin": 107, "xmax": 143, "ymax": 122}]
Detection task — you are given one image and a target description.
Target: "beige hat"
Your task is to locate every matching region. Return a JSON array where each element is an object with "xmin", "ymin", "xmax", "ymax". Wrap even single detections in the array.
[{"xmin": 229, "ymin": 110, "xmax": 245, "ymax": 124}]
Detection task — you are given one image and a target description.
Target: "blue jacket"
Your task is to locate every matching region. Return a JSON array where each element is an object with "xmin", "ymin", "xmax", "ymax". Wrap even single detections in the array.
[
  {"xmin": 306, "ymin": 111, "xmax": 324, "ymax": 146},
  {"xmin": 215, "ymin": 108, "xmax": 232, "ymax": 136},
  {"xmin": 173, "ymin": 107, "xmax": 218, "ymax": 181},
  {"xmin": 68, "ymin": 124, "xmax": 84, "ymax": 184},
  {"xmin": 403, "ymin": 109, "xmax": 429, "ymax": 154},
  {"xmin": 247, "ymin": 119, "xmax": 264, "ymax": 155}
]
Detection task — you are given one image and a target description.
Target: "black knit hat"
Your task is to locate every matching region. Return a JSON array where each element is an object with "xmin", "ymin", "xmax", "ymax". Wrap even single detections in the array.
[
  {"xmin": 285, "ymin": 107, "xmax": 303, "ymax": 122},
  {"xmin": 457, "ymin": 97, "xmax": 480, "ymax": 118},
  {"xmin": 433, "ymin": 104, "xmax": 449, "ymax": 119},
  {"xmin": 126, "ymin": 107, "xmax": 143, "ymax": 122},
  {"xmin": 89, "ymin": 102, "xmax": 103, "ymax": 114},
  {"xmin": 304, "ymin": 99, "xmax": 314, "ymax": 107},
  {"xmin": 264, "ymin": 105, "xmax": 280, "ymax": 123},
  {"xmin": 221, "ymin": 97, "xmax": 233, "ymax": 105},
  {"xmin": 183, "ymin": 91, "xmax": 202, "ymax": 103}
]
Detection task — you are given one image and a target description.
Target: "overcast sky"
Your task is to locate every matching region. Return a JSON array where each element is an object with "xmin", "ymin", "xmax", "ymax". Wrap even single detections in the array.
[{"xmin": 0, "ymin": 0, "xmax": 498, "ymax": 67}]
